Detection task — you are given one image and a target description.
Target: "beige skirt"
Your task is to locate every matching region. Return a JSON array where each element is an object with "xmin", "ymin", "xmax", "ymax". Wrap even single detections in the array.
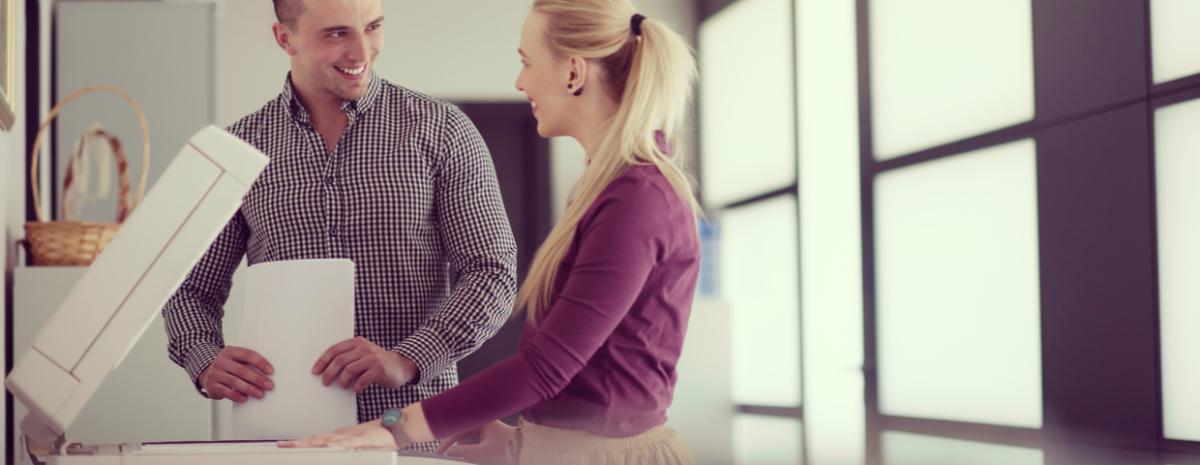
[{"xmin": 511, "ymin": 419, "xmax": 695, "ymax": 465}]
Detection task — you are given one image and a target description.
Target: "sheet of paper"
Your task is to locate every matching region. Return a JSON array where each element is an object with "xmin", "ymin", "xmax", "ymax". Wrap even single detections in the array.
[{"xmin": 232, "ymin": 259, "xmax": 358, "ymax": 440}]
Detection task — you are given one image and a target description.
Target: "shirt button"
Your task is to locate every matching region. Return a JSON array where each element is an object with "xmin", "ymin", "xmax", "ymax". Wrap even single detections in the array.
[
  {"xmin": 324, "ymin": 176, "xmax": 335, "ymax": 186},
  {"xmin": 329, "ymin": 227, "xmax": 339, "ymax": 238}
]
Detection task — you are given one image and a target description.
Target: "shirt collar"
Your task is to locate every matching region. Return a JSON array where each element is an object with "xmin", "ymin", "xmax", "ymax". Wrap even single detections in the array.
[{"xmin": 280, "ymin": 71, "xmax": 382, "ymax": 125}]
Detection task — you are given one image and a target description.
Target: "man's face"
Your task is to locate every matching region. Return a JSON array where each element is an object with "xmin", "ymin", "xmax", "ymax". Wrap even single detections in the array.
[{"xmin": 276, "ymin": 0, "xmax": 384, "ymax": 103}]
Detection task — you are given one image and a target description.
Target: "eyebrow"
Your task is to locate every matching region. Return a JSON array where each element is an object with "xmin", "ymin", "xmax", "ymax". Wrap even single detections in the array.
[{"xmin": 320, "ymin": 16, "xmax": 385, "ymax": 34}]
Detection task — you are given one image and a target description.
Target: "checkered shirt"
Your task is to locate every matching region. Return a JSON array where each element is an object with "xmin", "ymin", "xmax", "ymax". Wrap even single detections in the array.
[{"xmin": 161, "ymin": 72, "xmax": 518, "ymax": 447}]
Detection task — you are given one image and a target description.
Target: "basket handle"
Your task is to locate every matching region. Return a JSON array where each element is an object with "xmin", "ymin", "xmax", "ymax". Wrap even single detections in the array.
[
  {"xmin": 29, "ymin": 85, "xmax": 151, "ymax": 223},
  {"xmin": 59, "ymin": 128, "xmax": 134, "ymax": 222}
]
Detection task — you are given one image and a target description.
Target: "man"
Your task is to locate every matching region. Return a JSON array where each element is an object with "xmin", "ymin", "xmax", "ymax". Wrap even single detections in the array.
[{"xmin": 162, "ymin": 0, "xmax": 517, "ymax": 451}]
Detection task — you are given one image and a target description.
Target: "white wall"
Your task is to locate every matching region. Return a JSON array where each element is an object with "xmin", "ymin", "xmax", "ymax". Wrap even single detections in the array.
[
  {"xmin": 215, "ymin": 0, "xmax": 537, "ymax": 125},
  {"xmin": 216, "ymin": 0, "xmax": 695, "ymax": 124},
  {"xmin": 214, "ymin": 0, "xmax": 697, "ymax": 215},
  {"xmin": 213, "ymin": 0, "xmax": 289, "ymax": 128}
]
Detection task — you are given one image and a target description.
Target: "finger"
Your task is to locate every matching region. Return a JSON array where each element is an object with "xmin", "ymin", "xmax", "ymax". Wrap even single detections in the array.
[
  {"xmin": 436, "ymin": 429, "xmax": 483, "ymax": 454},
  {"xmin": 312, "ymin": 348, "xmax": 337, "ymax": 377},
  {"xmin": 228, "ymin": 347, "xmax": 275, "ymax": 375},
  {"xmin": 205, "ymin": 383, "xmax": 230, "ymax": 401},
  {"xmin": 446, "ymin": 443, "xmax": 496, "ymax": 460},
  {"xmin": 436, "ymin": 432, "xmax": 470, "ymax": 454},
  {"xmin": 353, "ymin": 367, "xmax": 382, "ymax": 393},
  {"xmin": 232, "ymin": 363, "xmax": 275, "ymax": 391},
  {"xmin": 328, "ymin": 436, "xmax": 364, "ymax": 450},
  {"xmin": 214, "ymin": 379, "xmax": 248, "ymax": 403},
  {"xmin": 322, "ymin": 350, "xmax": 361, "ymax": 386},
  {"xmin": 320, "ymin": 430, "xmax": 354, "ymax": 447},
  {"xmin": 280, "ymin": 435, "xmax": 330, "ymax": 448},
  {"xmin": 219, "ymin": 372, "xmax": 263, "ymax": 400},
  {"xmin": 312, "ymin": 338, "xmax": 360, "ymax": 375},
  {"xmin": 333, "ymin": 430, "xmax": 391, "ymax": 451},
  {"xmin": 339, "ymin": 359, "xmax": 372, "ymax": 389}
]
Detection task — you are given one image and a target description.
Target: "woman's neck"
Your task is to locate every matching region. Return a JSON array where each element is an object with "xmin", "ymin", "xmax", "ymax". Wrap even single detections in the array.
[{"xmin": 574, "ymin": 96, "xmax": 621, "ymax": 163}]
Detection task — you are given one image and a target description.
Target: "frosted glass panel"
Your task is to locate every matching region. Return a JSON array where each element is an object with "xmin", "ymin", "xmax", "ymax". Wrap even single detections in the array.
[
  {"xmin": 882, "ymin": 432, "xmax": 1044, "ymax": 465},
  {"xmin": 1155, "ymin": 97, "xmax": 1200, "ymax": 441},
  {"xmin": 870, "ymin": 0, "xmax": 1034, "ymax": 159},
  {"xmin": 734, "ymin": 415, "xmax": 803, "ymax": 465},
  {"xmin": 874, "ymin": 140, "xmax": 1043, "ymax": 427},
  {"xmin": 721, "ymin": 196, "xmax": 801, "ymax": 406},
  {"xmin": 1151, "ymin": 0, "xmax": 1200, "ymax": 83},
  {"xmin": 797, "ymin": 0, "xmax": 864, "ymax": 463},
  {"xmin": 700, "ymin": 0, "xmax": 795, "ymax": 206}
]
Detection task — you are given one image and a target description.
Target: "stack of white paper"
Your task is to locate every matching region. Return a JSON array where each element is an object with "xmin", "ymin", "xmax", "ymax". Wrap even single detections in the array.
[{"xmin": 232, "ymin": 259, "xmax": 358, "ymax": 440}]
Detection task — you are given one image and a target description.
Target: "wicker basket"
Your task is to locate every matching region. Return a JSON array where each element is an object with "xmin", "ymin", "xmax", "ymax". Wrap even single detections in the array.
[{"xmin": 24, "ymin": 85, "xmax": 151, "ymax": 266}]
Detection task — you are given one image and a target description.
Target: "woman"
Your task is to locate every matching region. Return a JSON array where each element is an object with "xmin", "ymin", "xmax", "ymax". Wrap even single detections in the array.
[{"xmin": 282, "ymin": 1, "xmax": 700, "ymax": 463}]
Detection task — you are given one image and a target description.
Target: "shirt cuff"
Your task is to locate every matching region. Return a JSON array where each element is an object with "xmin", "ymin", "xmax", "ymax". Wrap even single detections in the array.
[
  {"xmin": 393, "ymin": 331, "xmax": 451, "ymax": 386},
  {"xmin": 183, "ymin": 342, "xmax": 223, "ymax": 397}
]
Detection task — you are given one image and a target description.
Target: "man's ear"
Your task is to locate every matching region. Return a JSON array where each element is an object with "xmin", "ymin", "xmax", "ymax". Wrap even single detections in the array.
[{"xmin": 272, "ymin": 22, "xmax": 298, "ymax": 56}]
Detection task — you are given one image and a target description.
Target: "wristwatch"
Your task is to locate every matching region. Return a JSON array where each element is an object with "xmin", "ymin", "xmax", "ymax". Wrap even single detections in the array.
[{"xmin": 380, "ymin": 408, "xmax": 414, "ymax": 449}]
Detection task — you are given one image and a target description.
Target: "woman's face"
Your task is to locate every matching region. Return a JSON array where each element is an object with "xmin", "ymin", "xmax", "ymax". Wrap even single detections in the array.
[{"xmin": 515, "ymin": 12, "xmax": 576, "ymax": 138}]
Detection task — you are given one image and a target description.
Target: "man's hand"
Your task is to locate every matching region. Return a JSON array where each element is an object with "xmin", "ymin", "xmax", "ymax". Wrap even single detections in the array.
[
  {"xmin": 199, "ymin": 346, "xmax": 275, "ymax": 403},
  {"xmin": 312, "ymin": 336, "xmax": 419, "ymax": 392}
]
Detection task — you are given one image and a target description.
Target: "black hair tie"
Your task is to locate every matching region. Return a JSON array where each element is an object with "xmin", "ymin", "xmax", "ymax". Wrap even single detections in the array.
[{"xmin": 631, "ymin": 14, "xmax": 646, "ymax": 36}]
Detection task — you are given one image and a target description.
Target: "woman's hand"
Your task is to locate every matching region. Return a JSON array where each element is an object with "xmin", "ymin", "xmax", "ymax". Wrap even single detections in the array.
[
  {"xmin": 278, "ymin": 419, "xmax": 397, "ymax": 450},
  {"xmin": 436, "ymin": 420, "xmax": 516, "ymax": 465},
  {"xmin": 279, "ymin": 403, "xmax": 435, "ymax": 451}
]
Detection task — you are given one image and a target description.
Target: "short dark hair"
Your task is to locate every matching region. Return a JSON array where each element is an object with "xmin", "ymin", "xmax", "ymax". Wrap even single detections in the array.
[{"xmin": 272, "ymin": 0, "xmax": 305, "ymax": 28}]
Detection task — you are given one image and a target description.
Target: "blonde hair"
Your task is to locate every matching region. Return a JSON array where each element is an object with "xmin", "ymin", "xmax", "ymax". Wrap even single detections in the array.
[{"xmin": 518, "ymin": 0, "xmax": 701, "ymax": 326}]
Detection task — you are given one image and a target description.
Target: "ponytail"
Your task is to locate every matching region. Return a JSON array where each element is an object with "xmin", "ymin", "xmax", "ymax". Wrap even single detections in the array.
[{"xmin": 517, "ymin": 0, "xmax": 701, "ymax": 325}]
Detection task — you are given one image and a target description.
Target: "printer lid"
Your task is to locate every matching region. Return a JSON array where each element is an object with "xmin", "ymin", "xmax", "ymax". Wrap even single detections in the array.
[{"xmin": 5, "ymin": 125, "xmax": 267, "ymax": 437}]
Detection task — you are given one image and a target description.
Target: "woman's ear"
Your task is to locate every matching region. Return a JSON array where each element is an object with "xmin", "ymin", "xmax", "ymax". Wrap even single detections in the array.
[{"xmin": 566, "ymin": 57, "xmax": 588, "ymax": 96}]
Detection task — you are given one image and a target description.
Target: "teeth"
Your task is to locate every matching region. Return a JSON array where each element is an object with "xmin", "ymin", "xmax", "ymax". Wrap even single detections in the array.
[{"xmin": 336, "ymin": 66, "xmax": 365, "ymax": 76}]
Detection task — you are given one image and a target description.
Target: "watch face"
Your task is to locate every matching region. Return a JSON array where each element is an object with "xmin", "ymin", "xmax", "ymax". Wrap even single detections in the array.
[{"xmin": 382, "ymin": 409, "xmax": 401, "ymax": 427}]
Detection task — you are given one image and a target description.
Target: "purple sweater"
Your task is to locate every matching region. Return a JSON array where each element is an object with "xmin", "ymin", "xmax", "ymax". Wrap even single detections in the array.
[{"xmin": 422, "ymin": 164, "xmax": 700, "ymax": 438}]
